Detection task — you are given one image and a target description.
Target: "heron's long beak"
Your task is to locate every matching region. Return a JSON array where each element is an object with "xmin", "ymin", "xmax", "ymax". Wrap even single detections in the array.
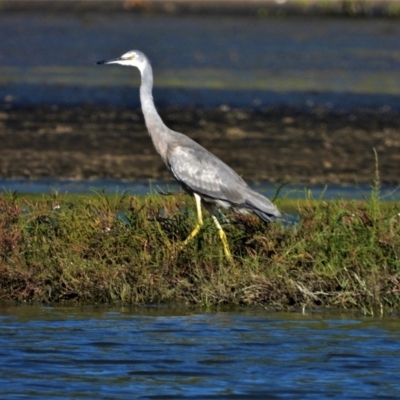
[{"xmin": 96, "ymin": 57, "xmax": 122, "ymax": 65}]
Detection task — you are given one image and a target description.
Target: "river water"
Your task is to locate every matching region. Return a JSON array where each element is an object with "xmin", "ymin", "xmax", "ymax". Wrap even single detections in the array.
[
  {"xmin": 1, "ymin": 13, "xmax": 400, "ymax": 110},
  {"xmin": 1, "ymin": 305, "xmax": 399, "ymax": 399},
  {"xmin": 1, "ymin": 178, "xmax": 400, "ymax": 202}
]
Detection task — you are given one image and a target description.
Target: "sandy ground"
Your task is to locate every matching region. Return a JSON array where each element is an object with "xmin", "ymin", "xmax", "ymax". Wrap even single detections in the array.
[{"xmin": 1, "ymin": 105, "xmax": 399, "ymax": 185}]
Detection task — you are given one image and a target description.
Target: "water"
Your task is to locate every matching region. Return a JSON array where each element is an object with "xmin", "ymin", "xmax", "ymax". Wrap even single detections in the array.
[
  {"xmin": 1, "ymin": 14, "xmax": 400, "ymax": 110},
  {"xmin": 1, "ymin": 305, "xmax": 400, "ymax": 399},
  {"xmin": 1, "ymin": 178, "xmax": 400, "ymax": 201}
]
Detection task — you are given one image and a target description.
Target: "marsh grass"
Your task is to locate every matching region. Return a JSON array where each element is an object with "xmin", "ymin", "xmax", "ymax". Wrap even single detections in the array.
[{"xmin": 0, "ymin": 185, "xmax": 399, "ymax": 311}]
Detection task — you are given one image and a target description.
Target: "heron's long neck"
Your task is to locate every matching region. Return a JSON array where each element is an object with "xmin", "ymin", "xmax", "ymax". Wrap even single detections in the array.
[{"xmin": 140, "ymin": 63, "xmax": 169, "ymax": 161}]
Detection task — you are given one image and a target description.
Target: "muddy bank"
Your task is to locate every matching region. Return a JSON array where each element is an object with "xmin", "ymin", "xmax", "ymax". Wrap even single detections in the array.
[{"xmin": 0, "ymin": 105, "xmax": 399, "ymax": 185}]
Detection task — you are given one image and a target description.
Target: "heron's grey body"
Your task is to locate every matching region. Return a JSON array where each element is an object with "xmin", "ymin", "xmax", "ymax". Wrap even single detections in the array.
[
  {"xmin": 97, "ymin": 50, "xmax": 280, "ymax": 257},
  {"xmin": 166, "ymin": 138, "xmax": 278, "ymax": 223}
]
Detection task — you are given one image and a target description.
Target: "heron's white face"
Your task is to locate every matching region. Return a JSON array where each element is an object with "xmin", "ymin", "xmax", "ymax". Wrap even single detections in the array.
[{"xmin": 97, "ymin": 50, "xmax": 147, "ymax": 72}]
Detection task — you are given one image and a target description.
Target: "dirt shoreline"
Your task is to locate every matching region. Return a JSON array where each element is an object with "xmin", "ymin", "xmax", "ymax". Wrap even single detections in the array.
[
  {"xmin": 1, "ymin": 0, "xmax": 399, "ymax": 18},
  {"xmin": 1, "ymin": 105, "xmax": 399, "ymax": 185}
]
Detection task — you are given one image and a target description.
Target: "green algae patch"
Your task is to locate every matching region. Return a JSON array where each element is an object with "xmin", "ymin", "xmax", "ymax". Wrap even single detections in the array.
[
  {"xmin": 2, "ymin": 66, "xmax": 400, "ymax": 95},
  {"xmin": 0, "ymin": 189, "xmax": 399, "ymax": 311}
]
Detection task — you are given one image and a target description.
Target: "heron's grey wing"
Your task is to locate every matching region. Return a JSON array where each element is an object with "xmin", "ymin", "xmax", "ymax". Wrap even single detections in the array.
[
  {"xmin": 243, "ymin": 189, "xmax": 281, "ymax": 220},
  {"xmin": 167, "ymin": 144, "xmax": 247, "ymax": 204}
]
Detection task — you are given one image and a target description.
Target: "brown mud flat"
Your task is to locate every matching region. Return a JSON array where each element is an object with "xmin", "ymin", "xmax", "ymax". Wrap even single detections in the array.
[{"xmin": 0, "ymin": 105, "xmax": 399, "ymax": 185}]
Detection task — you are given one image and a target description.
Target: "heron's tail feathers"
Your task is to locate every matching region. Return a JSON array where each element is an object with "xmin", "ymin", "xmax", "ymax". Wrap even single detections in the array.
[{"xmin": 244, "ymin": 188, "xmax": 281, "ymax": 223}]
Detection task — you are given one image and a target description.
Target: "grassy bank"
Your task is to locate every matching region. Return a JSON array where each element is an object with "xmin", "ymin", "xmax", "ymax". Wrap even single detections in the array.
[{"xmin": 0, "ymin": 186, "xmax": 399, "ymax": 312}]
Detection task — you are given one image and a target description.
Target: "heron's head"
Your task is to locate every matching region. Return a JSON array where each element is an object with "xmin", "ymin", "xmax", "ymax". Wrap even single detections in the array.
[{"xmin": 97, "ymin": 50, "xmax": 148, "ymax": 72}]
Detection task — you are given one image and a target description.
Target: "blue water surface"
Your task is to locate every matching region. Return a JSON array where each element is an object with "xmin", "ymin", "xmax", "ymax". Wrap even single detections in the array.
[
  {"xmin": 1, "ymin": 178, "xmax": 399, "ymax": 201},
  {"xmin": 0, "ymin": 305, "xmax": 399, "ymax": 399}
]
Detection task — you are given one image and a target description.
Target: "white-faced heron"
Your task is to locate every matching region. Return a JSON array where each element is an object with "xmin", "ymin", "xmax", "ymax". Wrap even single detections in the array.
[{"xmin": 97, "ymin": 50, "xmax": 280, "ymax": 259}]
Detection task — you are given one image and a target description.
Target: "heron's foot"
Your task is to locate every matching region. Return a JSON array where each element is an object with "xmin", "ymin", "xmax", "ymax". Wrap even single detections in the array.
[
  {"xmin": 211, "ymin": 215, "xmax": 233, "ymax": 261},
  {"xmin": 181, "ymin": 220, "xmax": 232, "ymax": 261},
  {"xmin": 182, "ymin": 223, "xmax": 202, "ymax": 245},
  {"xmin": 217, "ymin": 228, "xmax": 233, "ymax": 261}
]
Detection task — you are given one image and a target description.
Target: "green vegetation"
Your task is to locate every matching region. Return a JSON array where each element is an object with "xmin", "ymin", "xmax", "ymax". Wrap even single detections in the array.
[{"xmin": 0, "ymin": 185, "xmax": 399, "ymax": 312}]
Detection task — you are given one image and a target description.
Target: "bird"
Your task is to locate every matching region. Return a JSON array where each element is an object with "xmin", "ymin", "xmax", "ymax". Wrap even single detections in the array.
[{"xmin": 97, "ymin": 50, "xmax": 281, "ymax": 259}]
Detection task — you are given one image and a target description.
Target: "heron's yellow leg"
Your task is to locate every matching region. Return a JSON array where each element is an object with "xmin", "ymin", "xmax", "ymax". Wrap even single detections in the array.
[
  {"xmin": 183, "ymin": 193, "xmax": 203, "ymax": 244},
  {"xmin": 211, "ymin": 215, "xmax": 233, "ymax": 260}
]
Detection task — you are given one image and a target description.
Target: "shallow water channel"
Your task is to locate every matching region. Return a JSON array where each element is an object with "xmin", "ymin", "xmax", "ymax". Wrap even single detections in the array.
[
  {"xmin": 1, "ymin": 179, "xmax": 400, "ymax": 201},
  {"xmin": 1, "ymin": 305, "xmax": 400, "ymax": 399}
]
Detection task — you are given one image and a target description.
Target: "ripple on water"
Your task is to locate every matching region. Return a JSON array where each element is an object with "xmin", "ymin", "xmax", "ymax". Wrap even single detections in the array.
[{"xmin": 1, "ymin": 307, "xmax": 400, "ymax": 399}]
